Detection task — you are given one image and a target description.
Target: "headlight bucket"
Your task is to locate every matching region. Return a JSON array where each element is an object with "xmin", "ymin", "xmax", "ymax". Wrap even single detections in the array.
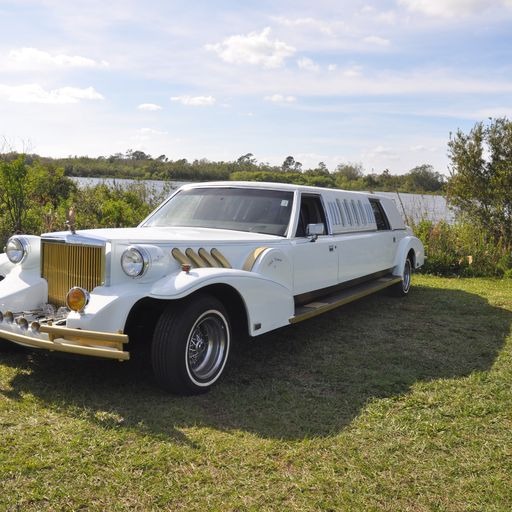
[
  {"xmin": 121, "ymin": 246, "xmax": 150, "ymax": 278},
  {"xmin": 5, "ymin": 236, "xmax": 29, "ymax": 264}
]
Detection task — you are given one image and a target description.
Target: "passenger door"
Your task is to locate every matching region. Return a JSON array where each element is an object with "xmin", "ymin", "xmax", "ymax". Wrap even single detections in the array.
[
  {"xmin": 291, "ymin": 194, "xmax": 338, "ymax": 295},
  {"xmin": 336, "ymin": 198, "xmax": 397, "ymax": 283},
  {"xmin": 368, "ymin": 198, "xmax": 397, "ymax": 270}
]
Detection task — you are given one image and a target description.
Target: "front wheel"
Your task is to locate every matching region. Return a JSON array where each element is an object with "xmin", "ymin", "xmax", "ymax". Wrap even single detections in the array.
[
  {"xmin": 390, "ymin": 257, "xmax": 412, "ymax": 297},
  {"xmin": 151, "ymin": 294, "xmax": 231, "ymax": 395}
]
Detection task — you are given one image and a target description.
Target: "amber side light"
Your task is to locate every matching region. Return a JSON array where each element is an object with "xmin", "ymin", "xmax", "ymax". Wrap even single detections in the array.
[{"xmin": 66, "ymin": 287, "xmax": 90, "ymax": 312}]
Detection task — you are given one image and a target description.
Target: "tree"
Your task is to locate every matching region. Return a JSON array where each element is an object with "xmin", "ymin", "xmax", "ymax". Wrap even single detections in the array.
[
  {"xmin": 405, "ymin": 164, "xmax": 445, "ymax": 192},
  {"xmin": 378, "ymin": 169, "xmax": 400, "ymax": 190},
  {"xmin": 30, "ymin": 162, "xmax": 76, "ymax": 208},
  {"xmin": 316, "ymin": 161, "xmax": 329, "ymax": 174},
  {"xmin": 335, "ymin": 163, "xmax": 363, "ymax": 181},
  {"xmin": 236, "ymin": 153, "xmax": 258, "ymax": 172},
  {"xmin": 447, "ymin": 117, "xmax": 512, "ymax": 245},
  {"xmin": 0, "ymin": 155, "xmax": 30, "ymax": 232},
  {"xmin": 237, "ymin": 153, "xmax": 256, "ymax": 165},
  {"xmin": 131, "ymin": 150, "xmax": 151, "ymax": 161},
  {"xmin": 282, "ymin": 155, "xmax": 296, "ymax": 172}
]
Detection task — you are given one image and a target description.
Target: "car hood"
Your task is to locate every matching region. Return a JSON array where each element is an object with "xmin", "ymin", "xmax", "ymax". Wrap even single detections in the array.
[{"xmin": 41, "ymin": 226, "xmax": 283, "ymax": 245}]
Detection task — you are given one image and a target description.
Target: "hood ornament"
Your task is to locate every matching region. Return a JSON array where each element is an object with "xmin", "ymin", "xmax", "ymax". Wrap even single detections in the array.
[{"xmin": 66, "ymin": 206, "xmax": 76, "ymax": 235}]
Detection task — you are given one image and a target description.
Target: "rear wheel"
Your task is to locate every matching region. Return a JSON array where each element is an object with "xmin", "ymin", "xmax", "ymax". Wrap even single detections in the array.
[
  {"xmin": 390, "ymin": 257, "xmax": 412, "ymax": 296},
  {"xmin": 151, "ymin": 294, "xmax": 231, "ymax": 395}
]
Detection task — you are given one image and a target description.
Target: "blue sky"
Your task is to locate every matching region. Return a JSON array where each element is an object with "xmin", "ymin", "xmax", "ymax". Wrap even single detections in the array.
[{"xmin": 1, "ymin": 0, "xmax": 511, "ymax": 174}]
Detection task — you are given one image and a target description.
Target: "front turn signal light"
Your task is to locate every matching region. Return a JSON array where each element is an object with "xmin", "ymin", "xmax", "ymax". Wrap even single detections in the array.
[{"xmin": 66, "ymin": 287, "xmax": 90, "ymax": 312}]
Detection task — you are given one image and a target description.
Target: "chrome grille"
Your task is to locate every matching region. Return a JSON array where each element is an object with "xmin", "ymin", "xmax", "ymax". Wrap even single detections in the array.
[{"xmin": 41, "ymin": 240, "xmax": 105, "ymax": 307}]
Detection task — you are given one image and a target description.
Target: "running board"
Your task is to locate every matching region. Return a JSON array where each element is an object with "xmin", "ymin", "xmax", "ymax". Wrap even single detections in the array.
[{"xmin": 290, "ymin": 274, "xmax": 402, "ymax": 324}]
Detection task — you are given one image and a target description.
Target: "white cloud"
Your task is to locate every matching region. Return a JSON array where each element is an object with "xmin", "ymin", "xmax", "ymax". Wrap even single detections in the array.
[
  {"xmin": 364, "ymin": 145, "xmax": 400, "ymax": 160},
  {"xmin": 399, "ymin": 0, "xmax": 511, "ymax": 17},
  {"xmin": 205, "ymin": 27, "xmax": 295, "ymax": 69},
  {"xmin": 328, "ymin": 64, "xmax": 337, "ymax": 72},
  {"xmin": 6, "ymin": 47, "xmax": 106, "ymax": 69},
  {"xmin": 342, "ymin": 66, "xmax": 363, "ymax": 78},
  {"xmin": 474, "ymin": 106, "xmax": 512, "ymax": 118},
  {"xmin": 360, "ymin": 6, "xmax": 398, "ymax": 24},
  {"xmin": 206, "ymin": 64, "xmax": 512, "ymax": 98},
  {"xmin": 409, "ymin": 144, "xmax": 439, "ymax": 153},
  {"xmin": 271, "ymin": 16, "xmax": 334, "ymax": 35},
  {"xmin": 0, "ymin": 83, "xmax": 104, "ymax": 104},
  {"xmin": 297, "ymin": 57, "xmax": 320, "ymax": 72},
  {"xmin": 132, "ymin": 127, "xmax": 169, "ymax": 141},
  {"xmin": 138, "ymin": 128, "xmax": 168, "ymax": 135},
  {"xmin": 362, "ymin": 35, "xmax": 390, "ymax": 46},
  {"xmin": 137, "ymin": 103, "xmax": 162, "ymax": 111},
  {"xmin": 426, "ymin": 105, "xmax": 512, "ymax": 120},
  {"xmin": 170, "ymin": 95, "xmax": 216, "ymax": 106},
  {"xmin": 264, "ymin": 94, "xmax": 297, "ymax": 103}
]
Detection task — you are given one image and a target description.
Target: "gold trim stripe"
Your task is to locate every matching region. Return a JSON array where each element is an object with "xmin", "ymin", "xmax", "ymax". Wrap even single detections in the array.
[
  {"xmin": 198, "ymin": 248, "xmax": 218, "ymax": 267},
  {"xmin": 40, "ymin": 325, "xmax": 128, "ymax": 344},
  {"xmin": 290, "ymin": 276, "xmax": 402, "ymax": 324},
  {"xmin": 210, "ymin": 248, "xmax": 231, "ymax": 269},
  {"xmin": 0, "ymin": 329, "xmax": 129, "ymax": 360},
  {"xmin": 243, "ymin": 247, "xmax": 268, "ymax": 272},
  {"xmin": 172, "ymin": 247, "xmax": 232, "ymax": 269},
  {"xmin": 171, "ymin": 248, "xmax": 192, "ymax": 267},
  {"xmin": 185, "ymin": 248, "xmax": 206, "ymax": 268}
]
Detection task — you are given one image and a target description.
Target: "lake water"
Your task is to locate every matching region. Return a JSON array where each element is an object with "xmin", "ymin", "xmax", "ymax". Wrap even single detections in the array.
[
  {"xmin": 72, "ymin": 177, "xmax": 455, "ymax": 224},
  {"xmin": 376, "ymin": 191, "xmax": 455, "ymax": 224}
]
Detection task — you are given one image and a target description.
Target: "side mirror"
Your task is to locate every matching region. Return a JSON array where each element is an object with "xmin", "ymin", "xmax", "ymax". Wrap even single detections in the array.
[{"xmin": 306, "ymin": 223, "xmax": 325, "ymax": 241}]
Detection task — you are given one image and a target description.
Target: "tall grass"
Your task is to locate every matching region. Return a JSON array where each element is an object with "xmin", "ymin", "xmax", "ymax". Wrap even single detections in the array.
[{"xmin": 413, "ymin": 219, "xmax": 512, "ymax": 277}]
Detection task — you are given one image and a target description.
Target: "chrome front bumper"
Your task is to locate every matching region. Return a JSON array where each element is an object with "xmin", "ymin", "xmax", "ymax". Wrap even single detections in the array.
[{"xmin": 0, "ymin": 309, "xmax": 129, "ymax": 361}]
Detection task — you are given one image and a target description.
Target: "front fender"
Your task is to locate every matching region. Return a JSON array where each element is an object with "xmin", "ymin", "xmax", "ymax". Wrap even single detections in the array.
[
  {"xmin": 66, "ymin": 282, "xmax": 154, "ymax": 333},
  {"xmin": 392, "ymin": 235, "xmax": 425, "ymax": 277},
  {"xmin": 0, "ymin": 253, "xmax": 15, "ymax": 280},
  {"xmin": 0, "ymin": 264, "xmax": 48, "ymax": 311},
  {"xmin": 149, "ymin": 268, "xmax": 294, "ymax": 336}
]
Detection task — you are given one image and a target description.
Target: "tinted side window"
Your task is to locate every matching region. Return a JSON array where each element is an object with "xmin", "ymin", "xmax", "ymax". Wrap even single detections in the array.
[
  {"xmin": 295, "ymin": 195, "xmax": 328, "ymax": 237},
  {"xmin": 369, "ymin": 199, "xmax": 390, "ymax": 230}
]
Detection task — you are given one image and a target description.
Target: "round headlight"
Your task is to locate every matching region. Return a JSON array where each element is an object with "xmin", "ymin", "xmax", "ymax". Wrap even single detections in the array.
[
  {"xmin": 5, "ymin": 236, "xmax": 28, "ymax": 264},
  {"xmin": 121, "ymin": 247, "xmax": 149, "ymax": 277}
]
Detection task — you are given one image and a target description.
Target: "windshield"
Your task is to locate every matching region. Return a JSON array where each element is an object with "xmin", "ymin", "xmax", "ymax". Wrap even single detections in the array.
[{"xmin": 142, "ymin": 187, "xmax": 294, "ymax": 236}]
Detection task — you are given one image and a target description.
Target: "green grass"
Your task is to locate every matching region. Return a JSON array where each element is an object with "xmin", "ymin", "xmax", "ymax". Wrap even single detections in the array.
[{"xmin": 1, "ymin": 275, "xmax": 512, "ymax": 511}]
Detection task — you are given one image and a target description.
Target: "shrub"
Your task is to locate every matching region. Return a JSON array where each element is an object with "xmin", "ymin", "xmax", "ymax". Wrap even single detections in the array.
[{"xmin": 413, "ymin": 219, "xmax": 512, "ymax": 277}]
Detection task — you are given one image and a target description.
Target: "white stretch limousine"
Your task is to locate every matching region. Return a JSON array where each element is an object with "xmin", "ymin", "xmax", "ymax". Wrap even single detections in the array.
[{"xmin": 0, "ymin": 182, "xmax": 424, "ymax": 394}]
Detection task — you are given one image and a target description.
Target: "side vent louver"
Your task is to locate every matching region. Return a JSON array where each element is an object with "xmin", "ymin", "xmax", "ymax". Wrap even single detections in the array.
[{"xmin": 171, "ymin": 247, "xmax": 231, "ymax": 269}]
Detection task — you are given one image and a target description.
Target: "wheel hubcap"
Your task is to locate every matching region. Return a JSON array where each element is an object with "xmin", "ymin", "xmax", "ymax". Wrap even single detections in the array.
[
  {"xmin": 403, "ymin": 260, "xmax": 411, "ymax": 292},
  {"xmin": 187, "ymin": 312, "xmax": 228, "ymax": 383}
]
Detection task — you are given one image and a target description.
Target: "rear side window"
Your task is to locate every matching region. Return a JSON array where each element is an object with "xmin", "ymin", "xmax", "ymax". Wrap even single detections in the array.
[{"xmin": 369, "ymin": 199, "xmax": 390, "ymax": 230}]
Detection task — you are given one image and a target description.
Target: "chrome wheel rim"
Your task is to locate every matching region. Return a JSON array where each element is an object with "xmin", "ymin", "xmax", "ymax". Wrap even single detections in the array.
[
  {"xmin": 403, "ymin": 259, "xmax": 412, "ymax": 293},
  {"xmin": 186, "ymin": 310, "xmax": 228, "ymax": 384}
]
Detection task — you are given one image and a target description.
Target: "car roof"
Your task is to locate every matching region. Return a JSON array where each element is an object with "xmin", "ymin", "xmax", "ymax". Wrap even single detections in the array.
[{"xmin": 180, "ymin": 180, "xmax": 375, "ymax": 198}]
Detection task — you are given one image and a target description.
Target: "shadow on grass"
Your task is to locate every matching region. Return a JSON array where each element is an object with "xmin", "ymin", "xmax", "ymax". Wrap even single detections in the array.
[{"xmin": 1, "ymin": 284, "xmax": 510, "ymax": 440}]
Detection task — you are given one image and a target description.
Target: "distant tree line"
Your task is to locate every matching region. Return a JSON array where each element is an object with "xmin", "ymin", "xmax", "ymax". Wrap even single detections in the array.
[{"xmin": 1, "ymin": 150, "xmax": 446, "ymax": 194}]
